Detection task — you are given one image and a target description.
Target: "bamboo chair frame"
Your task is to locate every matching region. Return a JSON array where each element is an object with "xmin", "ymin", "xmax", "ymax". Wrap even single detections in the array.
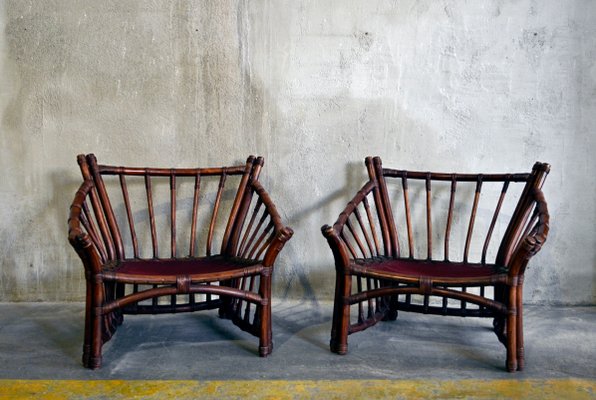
[
  {"xmin": 69, "ymin": 154, "xmax": 292, "ymax": 369},
  {"xmin": 322, "ymin": 157, "xmax": 550, "ymax": 372}
]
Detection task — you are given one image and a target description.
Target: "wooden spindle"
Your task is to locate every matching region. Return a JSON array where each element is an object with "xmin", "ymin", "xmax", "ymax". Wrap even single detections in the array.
[
  {"xmin": 145, "ymin": 174, "xmax": 158, "ymax": 259},
  {"xmin": 252, "ymin": 221, "xmax": 275, "ymax": 260},
  {"xmin": 119, "ymin": 175, "xmax": 139, "ymax": 258},
  {"xmin": 341, "ymin": 232, "xmax": 359, "ymax": 259},
  {"xmin": 481, "ymin": 180, "xmax": 509, "ymax": 264},
  {"xmin": 87, "ymin": 155, "xmax": 124, "ymax": 260},
  {"xmin": 170, "ymin": 173, "xmax": 176, "ymax": 258},
  {"xmin": 238, "ymin": 199, "xmax": 264, "ymax": 257},
  {"xmin": 189, "ymin": 173, "xmax": 201, "ymax": 257},
  {"xmin": 221, "ymin": 156, "xmax": 256, "ymax": 254},
  {"xmin": 240, "ymin": 213, "xmax": 267, "ymax": 259},
  {"xmin": 402, "ymin": 174, "xmax": 414, "ymax": 258},
  {"xmin": 522, "ymin": 206, "xmax": 540, "ymax": 240},
  {"xmin": 207, "ymin": 173, "xmax": 227, "ymax": 257},
  {"xmin": 86, "ymin": 180, "xmax": 116, "ymax": 261},
  {"xmin": 354, "ymin": 206, "xmax": 375, "ymax": 258},
  {"xmin": 346, "ymin": 219, "xmax": 368, "ymax": 258},
  {"xmin": 367, "ymin": 157, "xmax": 392, "ymax": 257},
  {"xmin": 81, "ymin": 202, "xmax": 108, "ymax": 263},
  {"xmin": 464, "ymin": 176, "xmax": 483, "ymax": 263},
  {"xmin": 425, "ymin": 173, "xmax": 432, "ymax": 260},
  {"xmin": 363, "ymin": 196, "xmax": 381, "ymax": 257},
  {"xmin": 444, "ymin": 176, "xmax": 457, "ymax": 262}
]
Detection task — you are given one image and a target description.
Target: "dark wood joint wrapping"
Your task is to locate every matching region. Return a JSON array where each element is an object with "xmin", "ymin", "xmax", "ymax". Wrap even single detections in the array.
[
  {"xmin": 176, "ymin": 275, "xmax": 192, "ymax": 293},
  {"xmin": 420, "ymin": 277, "xmax": 433, "ymax": 295}
]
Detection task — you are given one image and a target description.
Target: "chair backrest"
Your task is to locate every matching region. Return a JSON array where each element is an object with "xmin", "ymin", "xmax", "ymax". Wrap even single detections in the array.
[
  {"xmin": 74, "ymin": 154, "xmax": 263, "ymax": 262},
  {"xmin": 366, "ymin": 157, "xmax": 550, "ymax": 266}
]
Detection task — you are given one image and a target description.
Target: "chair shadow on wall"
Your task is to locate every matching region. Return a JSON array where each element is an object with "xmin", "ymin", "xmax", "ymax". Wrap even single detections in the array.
[
  {"xmin": 272, "ymin": 160, "xmax": 367, "ymax": 351},
  {"xmin": 24, "ymin": 171, "xmax": 90, "ymax": 365}
]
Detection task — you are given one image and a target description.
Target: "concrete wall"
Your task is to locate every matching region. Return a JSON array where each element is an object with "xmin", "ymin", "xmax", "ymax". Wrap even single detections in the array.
[{"xmin": 0, "ymin": 1, "xmax": 594, "ymax": 304}]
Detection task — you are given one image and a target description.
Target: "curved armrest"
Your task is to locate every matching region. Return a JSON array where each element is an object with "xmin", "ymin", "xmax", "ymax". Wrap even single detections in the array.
[
  {"xmin": 506, "ymin": 188, "xmax": 550, "ymax": 278},
  {"xmin": 68, "ymin": 180, "xmax": 106, "ymax": 275},
  {"xmin": 243, "ymin": 180, "xmax": 293, "ymax": 268},
  {"xmin": 322, "ymin": 180, "xmax": 379, "ymax": 270}
]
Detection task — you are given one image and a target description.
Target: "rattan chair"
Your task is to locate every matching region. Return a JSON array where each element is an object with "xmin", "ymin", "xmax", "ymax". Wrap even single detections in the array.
[
  {"xmin": 322, "ymin": 157, "xmax": 550, "ymax": 372},
  {"xmin": 68, "ymin": 154, "xmax": 293, "ymax": 369}
]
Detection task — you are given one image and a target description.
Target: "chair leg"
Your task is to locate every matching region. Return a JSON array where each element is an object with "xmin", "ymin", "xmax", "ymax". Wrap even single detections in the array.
[
  {"xmin": 516, "ymin": 284, "xmax": 525, "ymax": 371},
  {"xmin": 506, "ymin": 286, "xmax": 518, "ymax": 372},
  {"xmin": 82, "ymin": 279, "xmax": 93, "ymax": 368},
  {"xmin": 330, "ymin": 273, "xmax": 350, "ymax": 355},
  {"xmin": 493, "ymin": 284, "xmax": 506, "ymax": 345},
  {"xmin": 382, "ymin": 293, "xmax": 398, "ymax": 321},
  {"xmin": 87, "ymin": 279, "xmax": 105, "ymax": 369},
  {"xmin": 218, "ymin": 279, "xmax": 234, "ymax": 319},
  {"xmin": 258, "ymin": 271, "xmax": 273, "ymax": 357}
]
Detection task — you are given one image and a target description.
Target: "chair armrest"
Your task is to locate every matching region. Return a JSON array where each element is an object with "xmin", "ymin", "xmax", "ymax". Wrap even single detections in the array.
[
  {"xmin": 68, "ymin": 180, "xmax": 106, "ymax": 275},
  {"xmin": 321, "ymin": 224, "xmax": 351, "ymax": 271},
  {"xmin": 241, "ymin": 180, "xmax": 293, "ymax": 267},
  {"xmin": 506, "ymin": 188, "xmax": 550, "ymax": 278},
  {"xmin": 322, "ymin": 180, "xmax": 380, "ymax": 269}
]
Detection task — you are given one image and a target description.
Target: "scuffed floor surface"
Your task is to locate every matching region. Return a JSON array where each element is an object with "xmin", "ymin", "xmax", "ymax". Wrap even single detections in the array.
[{"xmin": 0, "ymin": 302, "xmax": 594, "ymax": 399}]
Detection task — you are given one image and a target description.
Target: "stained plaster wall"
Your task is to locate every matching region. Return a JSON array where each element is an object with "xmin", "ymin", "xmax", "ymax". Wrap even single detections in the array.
[{"xmin": 0, "ymin": 1, "xmax": 594, "ymax": 304}]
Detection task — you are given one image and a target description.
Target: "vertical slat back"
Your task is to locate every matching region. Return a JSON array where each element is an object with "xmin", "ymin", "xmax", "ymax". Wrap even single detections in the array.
[
  {"xmin": 370, "ymin": 158, "xmax": 548, "ymax": 265},
  {"xmin": 78, "ymin": 154, "xmax": 259, "ymax": 261}
]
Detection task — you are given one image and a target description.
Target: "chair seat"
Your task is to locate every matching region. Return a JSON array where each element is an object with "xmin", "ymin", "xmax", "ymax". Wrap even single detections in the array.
[
  {"xmin": 102, "ymin": 256, "xmax": 263, "ymax": 284},
  {"xmin": 351, "ymin": 257, "xmax": 507, "ymax": 284}
]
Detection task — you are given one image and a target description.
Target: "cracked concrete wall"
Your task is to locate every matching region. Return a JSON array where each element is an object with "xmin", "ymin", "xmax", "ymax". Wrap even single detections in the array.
[{"xmin": 0, "ymin": 1, "xmax": 594, "ymax": 304}]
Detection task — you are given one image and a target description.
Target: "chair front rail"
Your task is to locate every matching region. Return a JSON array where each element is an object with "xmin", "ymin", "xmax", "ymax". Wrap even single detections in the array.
[{"xmin": 98, "ymin": 282, "xmax": 265, "ymax": 315}]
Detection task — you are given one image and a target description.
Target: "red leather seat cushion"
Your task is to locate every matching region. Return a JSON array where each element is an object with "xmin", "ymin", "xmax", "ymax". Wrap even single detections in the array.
[
  {"xmin": 115, "ymin": 257, "xmax": 260, "ymax": 276},
  {"xmin": 362, "ymin": 258, "xmax": 500, "ymax": 279}
]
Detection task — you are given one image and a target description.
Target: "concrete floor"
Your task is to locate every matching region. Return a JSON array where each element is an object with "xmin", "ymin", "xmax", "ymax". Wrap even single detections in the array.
[
  {"xmin": 0, "ymin": 301, "xmax": 596, "ymax": 380},
  {"xmin": 0, "ymin": 301, "xmax": 594, "ymax": 381}
]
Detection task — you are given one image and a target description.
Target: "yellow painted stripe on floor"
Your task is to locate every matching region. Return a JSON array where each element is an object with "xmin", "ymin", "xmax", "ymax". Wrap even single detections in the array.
[{"xmin": 0, "ymin": 379, "xmax": 593, "ymax": 399}]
